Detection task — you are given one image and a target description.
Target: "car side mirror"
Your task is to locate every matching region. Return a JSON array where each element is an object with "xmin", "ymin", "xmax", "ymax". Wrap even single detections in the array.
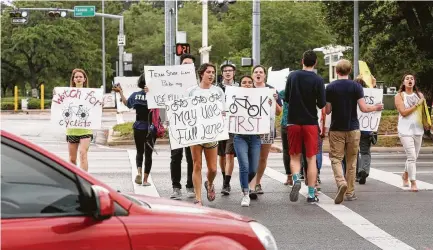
[{"xmin": 91, "ymin": 185, "xmax": 114, "ymax": 221}]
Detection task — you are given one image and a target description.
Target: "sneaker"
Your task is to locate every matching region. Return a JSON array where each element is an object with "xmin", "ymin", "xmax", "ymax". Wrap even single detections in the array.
[
  {"xmin": 307, "ymin": 196, "xmax": 319, "ymax": 203},
  {"xmin": 358, "ymin": 170, "xmax": 368, "ymax": 185},
  {"xmin": 249, "ymin": 189, "xmax": 258, "ymax": 200},
  {"xmin": 334, "ymin": 184, "xmax": 348, "ymax": 204},
  {"xmin": 221, "ymin": 184, "xmax": 231, "ymax": 195},
  {"xmin": 186, "ymin": 188, "xmax": 195, "ymax": 198},
  {"xmin": 170, "ymin": 188, "xmax": 182, "ymax": 200},
  {"xmin": 345, "ymin": 193, "xmax": 358, "ymax": 201},
  {"xmin": 255, "ymin": 184, "xmax": 264, "ymax": 194},
  {"xmin": 241, "ymin": 195, "xmax": 250, "ymax": 207},
  {"xmin": 299, "ymin": 173, "xmax": 305, "ymax": 180},
  {"xmin": 290, "ymin": 180, "xmax": 301, "ymax": 202},
  {"xmin": 135, "ymin": 174, "xmax": 142, "ymax": 185}
]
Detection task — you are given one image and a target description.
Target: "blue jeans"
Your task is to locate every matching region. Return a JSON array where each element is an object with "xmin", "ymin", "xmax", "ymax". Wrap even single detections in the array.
[{"xmin": 234, "ymin": 135, "xmax": 261, "ymax": 193}]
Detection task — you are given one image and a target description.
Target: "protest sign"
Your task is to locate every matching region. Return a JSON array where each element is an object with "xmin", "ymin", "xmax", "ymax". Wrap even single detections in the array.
[
  {"xmin": 145, "ymin": 64, "xmax": 198, "ymax": 109},
  {"xmin": 267, "ymin": 67, "xmax": 292, "ymax": 91},
  {"xmin": 51, "ymin": 87, "xmax": 103, "ymax": 129},
  {"xmin": 225, "ymin": 86, "xmax": 271, "ymax": 134},
  {"xmin": 166, "ymin": 95, "xmax": 229, "ymax": 150},
  {"xmin": 114, "ymin": 77, "xmax": 140, "ymax": 112},
  {"xmin": 358, "ymin": 88, "xmax": 383, "ymax": 131},
  {"xmin": 103, "ymin": 92, "xmax": 115, "ymax": 108},
  {"xmin": 260, "ymin": 88, "xmax": 277, "ymax": 144}
]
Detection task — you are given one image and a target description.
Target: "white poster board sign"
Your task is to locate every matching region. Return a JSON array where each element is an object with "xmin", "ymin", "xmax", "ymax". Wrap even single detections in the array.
[
  {"xmin": 145, "ymin": 64, "xmax": 198, "ymax": 109},
  {"xmin": 114, "ymin": 77, "xmax": 140, "ymax": 112},
  {"xmin": 225, "ymin": 86, "xmax": 271, "ymax": 134},
  {"xmin": 51, "ymin": 87, "xmax": 103, "ymax": 129},
  {"xmin": 261, "ymin": 88, "xmax": 277, "ymax": 144},
  {"xmin": 267, "ymin": 67, "xmax": 292, "ymax": 91},
  {"xmin": 166, "ymin": 96, "xmax": 229, "ymax": 150},
  {"xmin": 358, "ymin": 88, "xmax": 383, "ymax": 131},
  {"xmin": 103, "ymin": 92, "xmax": 115, "ymax": 108}
]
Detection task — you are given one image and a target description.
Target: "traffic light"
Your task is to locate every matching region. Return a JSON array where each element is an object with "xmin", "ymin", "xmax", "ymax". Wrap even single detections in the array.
[
  {"xmin": 176, "ymin": 43, "xmax": 191, "ymax": 56},
  {"xmin": 9, "ymin": 10, "xmax": 28, "ymax": 18},
  {"xmin": 47, "ymin": 10, "xmax": 67, "ymax": 18}
]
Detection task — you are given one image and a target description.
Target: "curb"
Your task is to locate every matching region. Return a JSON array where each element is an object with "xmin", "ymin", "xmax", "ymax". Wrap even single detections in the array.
[{"xmin": 1, "ymin": 108, "xmax": 118, "ymax": 115}]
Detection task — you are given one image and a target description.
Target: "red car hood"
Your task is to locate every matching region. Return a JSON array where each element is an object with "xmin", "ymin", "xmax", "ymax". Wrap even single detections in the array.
[{"xmin": 127, "ymin": 193, "xmax": 254, "ymax": 222}]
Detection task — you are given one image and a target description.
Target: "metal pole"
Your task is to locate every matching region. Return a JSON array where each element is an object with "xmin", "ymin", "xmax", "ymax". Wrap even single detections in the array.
[
  {"xmin": 118, "ymin": 16, "xmax": 124, "ymax": 76},
  {"xmin": 201, "ymin": 0, "xmax": 209, "ymax": 64},
  {"xmin": 102, "ymin": 0, "xmax": 106, "ymax": 91},
  {"xmin": 171, "ymin": 2, "xmax": 176, "ymax": 65},
  {"xmin": 252, "ymin": 0, "xmax": 260, "ymax": 66},
  {"xmin": 164, "ymin": 0, "xmax": 171, "ymax": 66},
  {"xmin": 353, "ymin": 0, "xmax": 359, "ymax": 77}
]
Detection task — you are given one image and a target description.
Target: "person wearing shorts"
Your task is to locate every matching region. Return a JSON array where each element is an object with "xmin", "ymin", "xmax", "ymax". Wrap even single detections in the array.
[
  {"xmin": 188, "ymin": 63, "xmax": 225, "ymax": 206},
  {"xmin": 217, "ymin": 61, "xmax": 238, "ymax": 195},
  {"xmin": 284, "ymin": 50, "xmax": 326, "ymax": 203},
  {"xmin": 66, "ymin": 69, "xmax": 93, "ymax": 172}
]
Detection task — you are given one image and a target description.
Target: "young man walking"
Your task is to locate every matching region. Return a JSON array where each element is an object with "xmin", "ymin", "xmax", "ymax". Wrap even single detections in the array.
[
  {"xmin": 284, "ymin": 50, "xmax": 326, "ymax": 203},
  {"xmin": 217, "ymin": 61, "xmax": 238, "ymax": 195},
  {"xmin": 325, "ymin": 59, "xmax": 383, "ymax": 204},
  {"xmin": 170, "ymin": 54, "xmax": 196, "ymax": 200}
]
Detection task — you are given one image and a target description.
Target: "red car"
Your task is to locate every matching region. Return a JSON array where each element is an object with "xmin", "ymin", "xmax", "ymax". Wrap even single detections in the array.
[{"xmin": 1, "ymin": 130, "xmax": 277, "ymax": 250}]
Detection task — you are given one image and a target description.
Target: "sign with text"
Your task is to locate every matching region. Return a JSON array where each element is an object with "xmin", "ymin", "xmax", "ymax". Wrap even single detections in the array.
[
  {"xmin": 267, "ymin": 67, "xmax": 292, "ymax": 91},
  {"xmin": 145, "ymin": 64, "xmax": 197, "ymax": 109},
  {"xmin": 261, "ymin": 88, "xmax": 277, "ymax": 144},
  {"xmin": 225, "ymin": 86, "xmax": 271, "ymax": 134},
  {"xmin": 51, "ymin": 87, "xmax": 103, "ymax": 129},
  {"xmin": 103, "ymin": 93, "xmax": 115, "ymax": 108},
  {"xmin": 357, "ymin": 88, "xmax": 383, "ymax": 131},
  {"xmin": 166, "ymin": 96, "xmax": 229, "ymax": 150},
  {"xmin": 114, "ymin": 77, "xmax": 140, "ymax": 112}
]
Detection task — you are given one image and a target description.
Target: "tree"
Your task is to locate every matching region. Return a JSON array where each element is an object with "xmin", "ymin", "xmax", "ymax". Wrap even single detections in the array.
[{"xmin": 322, "ymin": 1, "xmax": 433, "ymax": 100}]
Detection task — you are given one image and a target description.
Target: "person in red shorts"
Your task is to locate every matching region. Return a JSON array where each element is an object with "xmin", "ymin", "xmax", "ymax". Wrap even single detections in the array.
[{"xmin": 284, "ymin": 50, "xmax": 326, "ymax": 203}]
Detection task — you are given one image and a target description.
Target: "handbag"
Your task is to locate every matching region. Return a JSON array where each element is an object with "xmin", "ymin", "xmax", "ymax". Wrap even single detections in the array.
[
  {"xmin": 422, "ymin": 101, "xmax": 432, "ymax": 129},
  {"xmin": 148, "ymin": 109, "xmax": 165, "ymax": 139}
]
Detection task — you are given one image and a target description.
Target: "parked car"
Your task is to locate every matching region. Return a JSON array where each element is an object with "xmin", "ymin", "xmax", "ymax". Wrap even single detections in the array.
[{"xmin": 1, "ymin": 130, "xmax": 277, "ymax": 250}]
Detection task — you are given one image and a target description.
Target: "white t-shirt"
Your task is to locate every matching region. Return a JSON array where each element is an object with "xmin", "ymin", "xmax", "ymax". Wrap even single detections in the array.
[{"xmin": 397, "ymin": 92, "xmax": 424, "ymax": 136}]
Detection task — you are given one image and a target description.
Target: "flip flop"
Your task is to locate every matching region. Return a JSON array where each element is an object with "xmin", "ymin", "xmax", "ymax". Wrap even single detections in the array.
[
  {"xmin": 142, "ymin": 182, "xmax": 151, "ymax": 186},
  {"xmin": 204, "ymin": 181, "xmax": 216, "ymax": 201}
]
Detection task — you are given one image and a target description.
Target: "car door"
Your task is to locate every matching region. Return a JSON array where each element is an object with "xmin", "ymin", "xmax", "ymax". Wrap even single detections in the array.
[{"xmin": 1, "ymin": 138, "xmax": 131, "ymax": 250}]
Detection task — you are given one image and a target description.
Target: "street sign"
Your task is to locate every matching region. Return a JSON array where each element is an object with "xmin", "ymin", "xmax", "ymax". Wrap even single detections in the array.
[
  {"xmin": 74, "ymin": 6, "xmax": 96, "ymax": 17},
  {"xmin": 11, "ymin": 18, "xmax": 27, "ymax": 24},
  {"xmin": 118, "ymin": 35, "xmax": 126, "ymax": 46},
  {"xmin": 175, "ymin": 43, "xmax": 190, "ymax": 56},
  {"xmin": 123, "ymin": 53, "xmax": 132, "ymax": 62}
]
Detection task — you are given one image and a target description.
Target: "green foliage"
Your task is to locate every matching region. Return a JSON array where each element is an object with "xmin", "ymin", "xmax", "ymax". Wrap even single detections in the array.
[{"xmin": 322, "ymin": 1, "xmax": 433, "ymax": 99}]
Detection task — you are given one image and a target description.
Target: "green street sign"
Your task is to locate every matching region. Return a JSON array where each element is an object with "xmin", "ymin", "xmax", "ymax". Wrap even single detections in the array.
[{"xmin": 74, "ymin": 6, "xmax": 96, "ymax": 17}]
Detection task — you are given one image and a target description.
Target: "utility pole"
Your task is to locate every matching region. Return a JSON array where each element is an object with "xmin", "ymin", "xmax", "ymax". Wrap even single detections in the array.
[
  {"xmin": 164, "ymin": 0, "xmax": 176, "ymax": 66},
  {"xmin": 200, "ymin": 0, "xmax": 210, "ymax": 64},
  {"xmin": 18, "ymin": 7, "xmax": 125, "ymax": 77},
  {"xmin": 102, "ymin": 0, "xmax": 106, "ymax": 91},
  {"xmin": 252, "ymin": 0, "xmax": 260, "ymax": 66},
  {"xmin": 353, "ymin": 0, "xmax": 359, "ymax": 77}
]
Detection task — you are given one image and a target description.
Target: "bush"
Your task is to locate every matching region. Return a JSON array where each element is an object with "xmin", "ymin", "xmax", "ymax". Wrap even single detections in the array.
[
  {"xmin": 27, "ymin": 98, "xmax": 51, "ymax": 109},
  {"xmin": 1, "ymin": 102, "xmax": 18, "ymax": 110}
]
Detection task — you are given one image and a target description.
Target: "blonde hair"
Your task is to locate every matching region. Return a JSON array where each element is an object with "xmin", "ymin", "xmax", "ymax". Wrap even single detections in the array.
[
  {"xmin": 336, "ymin": 59, "xmax": 352, "ymax": 76},
  {"xmin": 70, "ymin": 68, "xmax": 89, "ymax": 87}
]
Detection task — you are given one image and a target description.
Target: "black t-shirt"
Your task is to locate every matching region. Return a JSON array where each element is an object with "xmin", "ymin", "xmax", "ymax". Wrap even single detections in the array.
[
  {"xmin": 326, "ymin": 79, "xmax": 364, "ymax": 131},
  {"xmin": 284, "ymin": 70, "xmax": 326, "ymax": 125}
]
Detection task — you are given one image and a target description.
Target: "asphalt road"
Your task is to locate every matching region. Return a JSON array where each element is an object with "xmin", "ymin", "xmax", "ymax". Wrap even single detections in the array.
[{"xmin": 2, "ymin": 112, "xmax": 432, "ymax": 250}]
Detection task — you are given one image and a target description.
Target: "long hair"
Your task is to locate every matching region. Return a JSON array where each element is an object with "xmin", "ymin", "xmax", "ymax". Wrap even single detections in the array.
[
  {"xmin": 398, "ymin": 73, "xmax": 420, "ymax": 97},
  {"xmin": 70, "ymin": 68, "xmax": 89, "ymax": 87}
]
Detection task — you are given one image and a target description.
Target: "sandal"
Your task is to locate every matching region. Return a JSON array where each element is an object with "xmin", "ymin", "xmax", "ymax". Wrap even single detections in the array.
[
  {"xmin": 193, "ymin": 200, "xmax": 202, "ymax": 206},
  {"xmin": 204, "ymin": 181, "xmax": 216, "ymax": 201},
  {"xmin": 402, "ymin": 174, "xmax": 409, "ymax": 187}
]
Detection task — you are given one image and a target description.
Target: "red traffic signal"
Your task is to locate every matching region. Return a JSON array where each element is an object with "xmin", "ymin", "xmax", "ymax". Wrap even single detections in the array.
[{"xmin": 176, "ymin": 43, "xmax": 190, "ymax": 56}]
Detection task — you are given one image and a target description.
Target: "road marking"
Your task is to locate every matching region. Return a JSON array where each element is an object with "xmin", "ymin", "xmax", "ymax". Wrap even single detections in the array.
[
  {"xmin": 116, "ymin": 113, "xmax": 124, "ymax": 124},
  {"xmin": 393, "ymin": 171, "xmax": 433, "ymax": 174},
  {"xmin": 369, "ymin": 168, "xmax": 433, "ymax": 191},
  {"xmin": 264, "ymin": 167, "xmax": 415, "ymax": 250},
  {"xmin": 127, "ymin": 150, "xmax": 160, "ymax": 197}
]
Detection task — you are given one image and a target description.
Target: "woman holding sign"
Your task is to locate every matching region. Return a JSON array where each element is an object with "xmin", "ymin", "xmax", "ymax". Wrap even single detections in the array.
[
  {"xmin": 66, "ymin": 69, "xmax": 93, "ymax": 172},
  {"xmin": 395, "ymin": 73, "xmax": 429, "ymax": 192},
  {"xmin": 113, "ymin": 74, "xmax": 157, "ymax": 186},
  {"xmin": 188, "ymin": 63, "xmax": 225, "ymax": 205},
  {"xmin": 251, "ymin": 65, "xmax": 282, "ymax": 195}
]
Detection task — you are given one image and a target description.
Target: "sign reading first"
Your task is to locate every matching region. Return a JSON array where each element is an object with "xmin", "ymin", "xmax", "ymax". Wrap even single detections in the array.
[{"xmin": 145, "ymin": 64, "xmax": 197, "ymax": 109}]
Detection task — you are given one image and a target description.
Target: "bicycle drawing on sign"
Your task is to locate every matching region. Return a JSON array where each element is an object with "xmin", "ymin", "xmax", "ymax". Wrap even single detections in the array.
[
  {"xmin": 170, "ymin": 99, "xmax": 188, "ymax": 111},
  {"xmin": 191, "ymin": 95, "xmax": 207, "ymax": 105},
  {"xmin": 62, "ymin": 103, "xmax": 91, "ymax": 122},
  {"xmin": 229, "ymin": 95, "xmax": 260, "ymax": 117}
]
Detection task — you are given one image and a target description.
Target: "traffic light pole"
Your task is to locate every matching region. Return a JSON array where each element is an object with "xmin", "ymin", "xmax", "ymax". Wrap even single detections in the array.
[{"xmin": 18, "ymin": 7, "xmax": 125, "ymax": 78}]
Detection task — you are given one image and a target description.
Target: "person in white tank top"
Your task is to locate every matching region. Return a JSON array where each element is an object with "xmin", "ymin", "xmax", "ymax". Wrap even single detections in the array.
[{"xmin": 394, "ymin": 73, "xmax": 427, "ymax": 192}]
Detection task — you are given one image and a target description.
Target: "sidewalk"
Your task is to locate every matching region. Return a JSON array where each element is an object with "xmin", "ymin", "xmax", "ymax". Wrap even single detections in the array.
[{"xmin": 1, "ymin": 108, "xmax": 118, "ymax": 114}]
